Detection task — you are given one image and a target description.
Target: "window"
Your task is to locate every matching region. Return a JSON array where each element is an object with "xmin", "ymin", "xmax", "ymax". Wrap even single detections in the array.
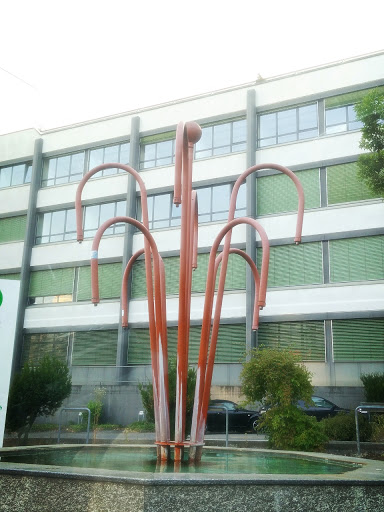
[
  {"xmin": 140, "ymin": 131, "xmax": 176, "ymax": 169},
  {"xmin": 36, "ymin": 200, "xmax": 126, "ymax": 244},
  {"xmin": 332, "ymin": 319, "xmax": 384, "ymax": 362},
  {"xmin": 195, "ymin": 119, "xmax": 246, "ymax": 159},
  {"xmin": 29, "ymin": 268, "xmax": 75, "ymax": 305},
  {"xmin": 72, "ymin": 330, "xmax": 118, "ymax": 365},
  {"xmin": 127, "ymin": 323, "xmax": 246, "ymax": 364},
  {"xmin": 0, "ymin": 163, "xmax": 32, "ymax": 188},
  {"xmin": 22, "ymin": 332, "xmax": 70, "ymax": 365},
  {"xmin": 88, "ymin": 142, "xmax": 130, "ymax": 177},
  {"xmin": 324, "ymin": 87, "xmax": 384, "ymax": 135},
  {"xmin": 326, "ymin": 162, "xmax": 379, "ymax": 205},
  {"xmin": 325, "ymin": 105, "xmax": 362, "ymax": 134},
  {"xmin": 258, "ymin": 104, "xmax": 318, "ymax": 147},
  {"xmin": 257, "ymin": 321, "xmax": 325, "ymax": 361},
  {"xmin": 257, "ymin": 168, "xmax": 320, "ymax": 215},
  {"xmin": 257, "ymin": 242, "xmax": 323, "ymax": 288},
  {"xmin": 42, "ymin": 142, "xmax": 130, "ymax": 187},
  {"xmin": 329, "ymin": 236, "xmax": 384, "ymax": 283},
  {"xmin": 77, "ymin": 262, "xmax": 122, "ymax": 301},
  {"xmin": 131, "ymin": 252, "xmax": 246, "ymax": 298},
  {"xmin": 141, "ymin": 183, "xmax": 246, "ymax": 230},
  {"xmin": 0, "ymin": 215, "xmax": 27, "ymax": 243},
  {"xmin": 42, "ymin": 152, "xmax": 85, "ymax": 187}
]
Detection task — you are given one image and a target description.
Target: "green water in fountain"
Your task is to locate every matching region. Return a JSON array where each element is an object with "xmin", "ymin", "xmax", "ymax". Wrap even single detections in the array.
[{"xmin": 1, "ymin": 447, "xmax": 360, "ymax": 475}]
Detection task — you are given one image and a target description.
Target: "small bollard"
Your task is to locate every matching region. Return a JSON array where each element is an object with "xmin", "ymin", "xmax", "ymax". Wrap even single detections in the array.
[
  {"xmin": 138, "ymin": 410, "xmax": 145, "ymax": 422},
  {"xmin": 78, "ymin": 412, "xmax": 83, "ymax": 425}
]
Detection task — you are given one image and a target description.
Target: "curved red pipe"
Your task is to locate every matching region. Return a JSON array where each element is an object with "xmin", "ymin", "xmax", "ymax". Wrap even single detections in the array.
[
  {"xmin": 190, "ymin": 217, "xmax": 270, "ymax": 445},
  {"xmin": 121, "ymin": 248, "xmax": 145, "ymax": 328},
  {"xmin": 91, "ymin": 216, "xmax": 170, "ymax": 447},
  {"xmin": 214, "ymin": 248, "xmax": 260, "ymax": 330}
]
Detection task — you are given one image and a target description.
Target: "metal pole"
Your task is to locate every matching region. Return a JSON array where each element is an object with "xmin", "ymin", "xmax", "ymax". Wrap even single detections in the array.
[
  {"xmin": 355, "ymin": 406, "xmax": 361, "ymax": 456},
  {"xmin": 225, "ymin": 408, "xmax": 229, "ymax": 448}
]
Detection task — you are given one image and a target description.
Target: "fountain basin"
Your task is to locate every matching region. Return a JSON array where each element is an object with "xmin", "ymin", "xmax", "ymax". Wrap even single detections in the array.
[{"xmin": 0, "ymin": 444, "xmax": 383, "ymax": 512}]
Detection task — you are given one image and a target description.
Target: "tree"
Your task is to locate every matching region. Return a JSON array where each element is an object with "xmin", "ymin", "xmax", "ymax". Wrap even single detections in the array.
[
  {"xmin": 6, "ymin": 355, "xmax": 72, "ymax": 444},
  {"xmin": 138, "ymin": 358, "xmax": 196, "ymax": 439},
  {"xmin": 354, "ymin": 88, "xmax": 384, "ymax": 195},
  {"xmin": 240, "ymin": 348, "xmax": 326, "ymax": 451}
]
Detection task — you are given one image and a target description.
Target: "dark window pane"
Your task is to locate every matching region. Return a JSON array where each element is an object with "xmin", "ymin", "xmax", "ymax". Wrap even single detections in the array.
[
  {"xmin": 326, "ymin": 107, "xmax": 346, "ymax": 127},
  {"xmin": 70, "ymin": 153, "xmax": 85, "ymax": 176},
  {"xmin": 89, "ymin": 148, "xmax": 104, "ymax": 169},
  {"xmin": 25, "ymin": 165, "xmax": 32, "ymax": 183}
]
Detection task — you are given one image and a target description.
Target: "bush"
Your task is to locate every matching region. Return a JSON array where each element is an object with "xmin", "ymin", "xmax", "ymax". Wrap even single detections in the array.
[
  {"xmin": 360, "ymin": 373, "xmax": 384, "ymax": 403},
  {"xmin": 6, "ymin": 356, "xmax": 72, "ymax": 444},
  {"xmin": 371, "ymin": 415, "xmax": 384, "ymax": 442},
  {"xmin": 263, "ymin": 405, "xmax": 327, "ymax": 451},
  {"xmin": 240, "ymin": 348, "xmax": 325, "ymax": 451},
  {"xmin": 321, "ymin": 412, "xmax": 372, "ymax": 442},
  {"xmin": 124, "ymin": 421, "xmax": 156, "ymax": 433},
  {"xmin": 138, "ymin": 359, "xmax": 196, "ymax": 439}
]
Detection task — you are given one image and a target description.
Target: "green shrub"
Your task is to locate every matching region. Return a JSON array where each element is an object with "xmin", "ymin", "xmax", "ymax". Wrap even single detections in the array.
[
  {"xmin": 360, "ymin": 373, "xmax": 384, "ymax": 403},
  {"xmin": 261, "ymin": 405, "xmax": 327, "ymax": 451},
  {"xmin": 124, "ymin": 421, "xmax": 156, "ymax": 433},
  {"xmin": 240, "ymin": 348, "xmax": 325, "ymax": 451},
  {"xmin": 321, "ymin": 412, "xmax": 372, "ymax": 442},
  {"xmin": 371, "ymin": 415, "xmax": 384, "ymax": 442}
]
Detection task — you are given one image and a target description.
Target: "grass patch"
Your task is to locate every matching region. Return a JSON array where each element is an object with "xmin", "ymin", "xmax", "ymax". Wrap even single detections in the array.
[{"xmin": 124, "ymin": 421, "xmax": 155, "ymax": 433}]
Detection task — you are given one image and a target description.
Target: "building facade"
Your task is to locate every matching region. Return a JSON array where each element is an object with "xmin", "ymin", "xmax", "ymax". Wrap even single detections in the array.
[{"xmin": 1, "ymin": 52, "xmax": 384, "ymax": 424}]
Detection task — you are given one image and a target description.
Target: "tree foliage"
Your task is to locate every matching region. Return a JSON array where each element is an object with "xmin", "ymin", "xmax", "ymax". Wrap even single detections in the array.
[
  {"xmin": 6, "ymin": 355, "xmax": 72, "ymax": 444},
  {"xmin": 240, "ymin": 348, "xmax": 313, "ymax": 407},
  {"xmin": 360, "ymin": 372, "xmax": 384, "ymax": 403},
  {"xmin": 354, "ymin": 88, "xmax": 384, "ymax": 195},
  {"xmin": 138, "ymin": 358, "xmax": 196, "ymax": 439},
  {"xmin": 240, "ymin": 348, "xmax": 326, "ymax": 451}
]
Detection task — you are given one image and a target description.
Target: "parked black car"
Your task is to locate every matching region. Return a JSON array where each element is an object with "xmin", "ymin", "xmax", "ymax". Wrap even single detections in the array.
[
  {"xmin": 260, "ymin": 395, "xmax": 349, "ymax": 421},
  {"xmin": 207, "ymin": 400, "xmax": 260, "ymax": 433}
]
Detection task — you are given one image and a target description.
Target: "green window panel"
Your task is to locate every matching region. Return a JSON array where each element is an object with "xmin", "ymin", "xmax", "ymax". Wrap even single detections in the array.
[
  {"xmin": 0, "ymin": 215, "xmax": 27, "ymax": 243},
  {"xmin": 22, "ymin": 332, "xmax": 70, "ymax": 365},
  {"xmin": 72, "ymin": 330, "xmax": 118, "ymax": 365},
  {"xmin": 257, "ymin": 321, "xmax": 325, "ymax": 361},
  {"xmin": 127, "ymin": 324, "xmax": 246, "ymax": 364},
  {"xmin": 131, "ymin": 253, "xmax": 246, "ymax": 298},
  {"xmin": 332, "ymin": 319, "xmax": 384, "ymax": 362},
  {"xmin": 29, "ymin": 268, "xmax": 75, "ymax": 297},
  {"xmin": 325, "ymin": 85, "xmax": 384, "ymax": 109},
  {"xmin": 0, "ymin": 273, "xmax": 20, "ymax": 280},
  {"xmin": 77, "ymin": 262, "xmax": 122, "ymax": 301},
  {"xmin": 257, "ymin": 169, "xmax": 320, "ymax": 215},
  {"xmin": 330, "ymin": 236, "xmax": 384, "ymax": 283},
  {"xmin": 327, "ymin": 162, "xmax": 379, "ymax": 205},
  {"xmin": 257, "ymin": 242, "xmax": 323, "ymax": 288}
]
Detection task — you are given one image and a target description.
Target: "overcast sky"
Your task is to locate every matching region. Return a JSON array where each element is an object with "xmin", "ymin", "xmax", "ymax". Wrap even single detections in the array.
[{"xmin": 1, "ymin": 0, "xmax": 383, "ymax": 133}]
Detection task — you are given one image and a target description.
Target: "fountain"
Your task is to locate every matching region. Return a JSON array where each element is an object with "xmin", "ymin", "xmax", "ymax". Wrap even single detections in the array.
[{"xmin": 1, "ymin": 120, "xmax": 383, "ymax": 511}]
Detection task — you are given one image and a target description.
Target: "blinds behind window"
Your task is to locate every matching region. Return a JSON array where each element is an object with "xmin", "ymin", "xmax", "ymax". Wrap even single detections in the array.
[
  {"xmin": 29, "ymin": 268, "xmax": 74, "ymax": 297},
  {"xmin": 0, "ymin": 215, "xmax": 27, "ymax": 243},
  {"xmin": 325, "ymin": 86, "xmax": 384, "ymax": 109},
  {"xmin": 327, "ymin": 162, "xmax": 379, "ymax": 204},
  {"xmin": 332, "ymin": 319, "xmax": 384, "ymax": 361},
  {"xmin": 257, "ymin": 242, "xmax": 323, "ymax": 287},
  {"xmin": 257, "ymin": 169, "xmax": 320, "ymax": 215},
  {"xmin": 72, "ymin": 330, "xmax": 118, "ymax": 365},
  {"xmin": 330, "ymin": 236, "xmax": 384, "ymax": 283},
  {"xmin": 22, "ymin": 332, "xmax": 70, "ymax": 365},
  {"xmin": 257, "ymin": 321, "xmax": 325, "ymax": 361},
  {"xmin": 77, "ymin": 262, "xmax": 122, "ymax": 301}
]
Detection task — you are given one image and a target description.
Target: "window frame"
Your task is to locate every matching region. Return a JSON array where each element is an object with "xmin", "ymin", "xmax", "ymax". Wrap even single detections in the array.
[{"xmin": 0, "ymin": 162, "xmax": 32, "ymax": 189}]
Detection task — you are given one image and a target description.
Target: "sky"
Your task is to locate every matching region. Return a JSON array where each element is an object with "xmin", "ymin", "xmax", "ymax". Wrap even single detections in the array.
[{"xmin": 1, "ymin": 0, "xmax": 383, "ymax": 134}]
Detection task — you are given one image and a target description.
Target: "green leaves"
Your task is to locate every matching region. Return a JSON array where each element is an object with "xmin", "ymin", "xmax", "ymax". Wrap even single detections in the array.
[
  {"xmin": 354, "ymin": 88, "xmax": 384, "ymax": 195},
  {"xmin": 6, "ymin": 355, "xmax": 72, "ymax": 444}
]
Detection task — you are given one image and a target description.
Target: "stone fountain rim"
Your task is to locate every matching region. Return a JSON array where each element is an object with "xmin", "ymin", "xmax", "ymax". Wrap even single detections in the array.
[{"xmin": 0, "ymin": 443, "xmax": 383, "ymax": 485}]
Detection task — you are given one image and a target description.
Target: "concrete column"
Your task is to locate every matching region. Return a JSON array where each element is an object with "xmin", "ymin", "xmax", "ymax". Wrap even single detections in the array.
[
  {"xmin": 116, "ymin": 117, "xmax": 140, "ymax": 374},
  {"xmin": 11, "ymin": 138, "xmax": 43, "ymax": 378},
  {"xmin": 245, "ymin": 90, "xmax": 257, "ymax": 351}
]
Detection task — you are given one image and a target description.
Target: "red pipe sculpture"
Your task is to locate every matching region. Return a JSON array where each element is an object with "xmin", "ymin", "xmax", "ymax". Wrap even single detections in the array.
[{"xmin": 75, "ymin": 122, "xmax": 305, "ymax": 464}]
